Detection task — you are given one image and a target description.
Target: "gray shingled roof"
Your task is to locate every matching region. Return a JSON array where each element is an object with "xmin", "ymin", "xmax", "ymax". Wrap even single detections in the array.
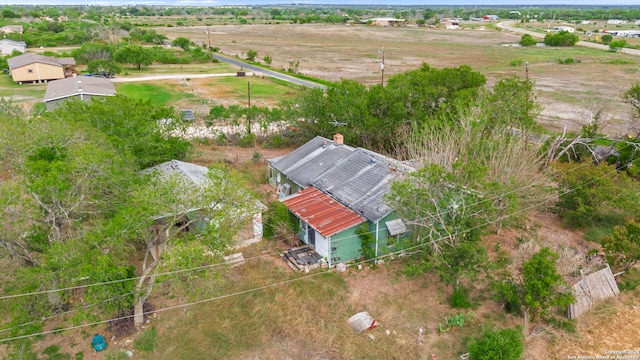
[
  {"xmin": 140, "ymin": 160, "xmax": 210, "ymax": 186},
  {"xmin": 44, "ymin": 76, "xmax": 116, "ymax": 102},
  {"xmin": 268, "ymin": 136, "xmax": 355, "ymax": 188},
  {"xmin": 311, "ymin": 148, "xmax": 413, "ymax": 222},
  {"xmin": 0, "ymin": 39, "xmax": 26, "ymax": 47},
  {"xmin": 8, "ymin": 53, "xmax": 75, "ymax": 70}
]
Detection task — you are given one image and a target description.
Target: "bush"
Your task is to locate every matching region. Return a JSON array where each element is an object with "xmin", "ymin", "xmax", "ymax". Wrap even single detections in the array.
[
  {"xmin": 601, "ymin": 34, "xmax": 613, "ymax": 45},
  {"xmin": 610, "ymin": 40, "xmax": 627, "ymax": 52},
  {"xmin": 544, "ymin": 31, "xmax": 579, "ymax": 47},
  {"xmin": 263, "ymin": 201, "xmax": 296, "ymax": 239},
  {"xmin": 238, "ymin": 133, "xmax": 257, "ymax": 147},
  {"xmin": 519, "ymin": 34, "xmax": 536, "ymax": 47},
  {"xmin": 509, "ymin": 59, "xmax": 524, "ymax": 67},
  {"xmin": 468, "ymin": 326, "xmax": 524, "ymax": 360}
]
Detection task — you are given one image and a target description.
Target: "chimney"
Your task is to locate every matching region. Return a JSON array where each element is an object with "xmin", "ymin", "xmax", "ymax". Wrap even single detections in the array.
[{"xmin": 333, "ymin": 133, "xmax": 344, "ymax": 145}]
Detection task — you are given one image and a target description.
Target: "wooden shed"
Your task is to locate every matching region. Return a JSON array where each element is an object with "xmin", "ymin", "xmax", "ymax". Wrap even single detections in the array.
[{"xmin": 568, "ymin": 264, "xmax": 620, "ymax": 319}]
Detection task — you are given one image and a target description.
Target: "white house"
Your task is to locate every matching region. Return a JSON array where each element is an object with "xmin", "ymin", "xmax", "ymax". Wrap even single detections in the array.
[
  {"xmin": 553, "ymin": 26, "xmax": 575, "ymax": 33},
  {"xmin": 0, "ymin": 39, "xmax": 26, "ymax": 55}
]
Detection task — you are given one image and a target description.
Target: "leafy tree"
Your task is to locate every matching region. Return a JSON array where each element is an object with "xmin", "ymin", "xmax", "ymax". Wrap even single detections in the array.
[
  {"xmin": 263, "ymin": 54, "xmax": 272, "ymax": 65},
  {"xmin": 172, "ymin": 36, "xmax": 191, "ymax": 51},
  {"xmin": 544, "ymin": 31, "xmax": 579, "ymax": 47},
  {"xmin": 483, "ymin": 77, "xmax": 540, "ymax": 130},
  {"xmin": 468, "ymin": 326, "xmax": 524, "ymax": 360},
  {"xmin": 114, "ymin": 44, "xmax": 154, "ymax": 70},
  {"xmin": 246, "ymin": 49, "xmax": 258, "ymax": 62},
  {"xmin": 72, "ymin": 42, "xmax": 115, "ymax": 64},
  {"xmin": 602, "ymin": 220, "xmax": 640, "ymax": 273},
  {"xmin": 287, "ymin": 59, "xmax": 300, "ymax": 73},
  {"xmin": 51, "ymin": 96, "xmax": 191, "ymax": 169},
  {"xmin": 600, "ymin": 34, "xmax": 613, "ymax": 45},
  {"xmin": 86, "ymin": 59, "xmax": 121, "ymax": 77},
  {"xmin": 2, "ymin": 9, "xmax": 20, "ymax": 18},
  {"xmin": 610, "ymin": 40, "xmax": 627, "ymax": 52},
  {"xmin": 124, "ymin": 163, "xmax": 259, "ymax": 326},
  {"xmin": 496, "ymin": 248, "xmax": 574, "ymax": 333},
  {"xmin": 391, "ymin": 164, "xmax": 489, "ymax": 288},
  {"xmin": 519, "ymin": 34, "xmax": 537, "ymax": 46},
  {"xmin": 521, "ymin": 248, "xmax": 574, "ymax": 321}
]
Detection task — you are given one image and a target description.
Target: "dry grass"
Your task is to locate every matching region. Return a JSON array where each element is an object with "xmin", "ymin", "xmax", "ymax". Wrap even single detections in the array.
[{"xmin": 156, "ymin": 24, "xmax": 640, "ymax": 137}]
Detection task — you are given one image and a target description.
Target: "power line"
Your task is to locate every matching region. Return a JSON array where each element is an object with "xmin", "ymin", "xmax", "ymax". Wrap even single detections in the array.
[
  {"xmin": 0, "ymin": 145, "xmax": 630, "ymax": 301},
  {"xmin": 1, "ymin": 157, "xmax": 633, "ymax": 343}
]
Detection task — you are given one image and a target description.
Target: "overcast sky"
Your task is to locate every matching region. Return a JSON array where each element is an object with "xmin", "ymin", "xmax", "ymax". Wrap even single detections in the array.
[{"xmin": 1, "ymin": 0, "xmax": 639, "ymax": 6}]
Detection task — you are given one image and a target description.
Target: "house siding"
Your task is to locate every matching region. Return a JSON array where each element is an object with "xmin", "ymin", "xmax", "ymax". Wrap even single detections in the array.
[
  {"xmin": 12, "ymin": 63, "xmax": 64, "ymax": 83},
  {"xmin": 329, "ymin": 226, "xmax": 361, "ymax": 265}
]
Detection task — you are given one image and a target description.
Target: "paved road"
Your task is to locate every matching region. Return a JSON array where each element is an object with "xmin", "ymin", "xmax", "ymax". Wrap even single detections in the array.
[
  {"xmin": 498, "ymin": 21, "xmax": 640, "ymax": 56},
  {"xmin": 211, "ymin": 53, "xmax": 327, "ymax": 89}
]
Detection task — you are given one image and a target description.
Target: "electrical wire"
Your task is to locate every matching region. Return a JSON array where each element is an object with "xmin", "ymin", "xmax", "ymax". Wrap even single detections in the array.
[
  {"xmin": 0, "ymin": 143, "xmax": 631, "ymax": 301},
  {"xmin": 1, "ymin": 156, "xmax": 634, "ymax": 343}
]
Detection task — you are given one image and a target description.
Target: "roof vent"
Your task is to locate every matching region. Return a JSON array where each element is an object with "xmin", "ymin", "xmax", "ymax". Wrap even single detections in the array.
[
  {"xmin": 369, "ymin": 156, "xmax": 376, "ymax": 164},
  {"xmin": 322, "ymin": 140, "xmax": 328, "ymax": 148}
]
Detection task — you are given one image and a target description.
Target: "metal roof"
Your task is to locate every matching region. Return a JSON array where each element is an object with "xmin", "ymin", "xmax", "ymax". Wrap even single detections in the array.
[
  {"xmin": 268, "ymin": 136, "xmax": 354, "ymax": 188},
  {"xmin": 8, "ymin": 53, "xmax": 75, "ymax": 70},
  {"xmin": 283, "ymin": 186, "xmax": 365, "ymax": 237},
  {"xmin": 0, "ymin": 39, "xmax": 26, "ymax": 47},
  {"xmin": 44, "ymin": 76, "xmax": 116, "ymax": 102},
  {"xmin": 311, "ymin": 148, "xmax": 413, "ymax": 222},
  {"xmin": 139, "ymin": 160, "xmax": 210, "ymax": 186}
]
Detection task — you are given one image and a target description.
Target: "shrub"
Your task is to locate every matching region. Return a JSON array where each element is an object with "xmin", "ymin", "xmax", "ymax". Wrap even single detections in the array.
[
  {"xmin": 519, "ymin": 34, "xmax": 536, "ymax": 46},
  {"xmin": 610, "ymin": 40, "xmax": 627, "ymax": 52},
  {"xmin": 509, "ymin": 59, "xmax": 524, "ymax": 66},
  {"xmin": 601, "ymin": 34, "xmax": 613, "ymax": 45},
  {"xmin": 544, "ymin": 31, "xmax": 579, "ymax": 47},
  {"xmin": 263, "ymin": 201, "xmax": 296, "ymax": 240},
  {"xmin": 238, "ymin": 133, "xmax": 257, "ymax": 147},
  {"xmin": 468, "ymin": 326, "xmax": 524, "ymax": 360}
]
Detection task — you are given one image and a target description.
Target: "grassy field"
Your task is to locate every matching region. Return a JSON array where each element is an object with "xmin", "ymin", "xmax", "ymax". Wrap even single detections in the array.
[{"xmin": 154, "ymin": 23, "xmax": 640, "ymax": 136}]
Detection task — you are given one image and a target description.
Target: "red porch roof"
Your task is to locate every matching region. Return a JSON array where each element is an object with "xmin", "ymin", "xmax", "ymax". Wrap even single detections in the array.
[{"xmin": 283, "ymin": 187, "xmax": 365, "ymax": 237}]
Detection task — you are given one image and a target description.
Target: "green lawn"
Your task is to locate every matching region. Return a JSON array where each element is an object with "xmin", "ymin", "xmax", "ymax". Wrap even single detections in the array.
[{"xmin": 116, "ymin": 82, "xmax": 196, "ymax": 105}]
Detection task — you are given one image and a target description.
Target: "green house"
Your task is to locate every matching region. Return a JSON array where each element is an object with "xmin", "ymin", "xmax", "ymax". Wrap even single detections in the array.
[{"xmin": 269, "ymin": 135, "xmax": 413, "ymax": 267}]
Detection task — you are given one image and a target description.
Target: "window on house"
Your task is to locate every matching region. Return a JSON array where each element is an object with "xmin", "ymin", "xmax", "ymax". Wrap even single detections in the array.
[{"xmin": 27, "ymin": 69, "xmax": 33, "ymax": 73}]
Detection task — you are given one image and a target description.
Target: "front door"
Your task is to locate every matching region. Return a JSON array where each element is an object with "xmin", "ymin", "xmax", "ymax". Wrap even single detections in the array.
[{"xmin": 307, "ymin": 226, "xmax": 315, "ymax": 246}]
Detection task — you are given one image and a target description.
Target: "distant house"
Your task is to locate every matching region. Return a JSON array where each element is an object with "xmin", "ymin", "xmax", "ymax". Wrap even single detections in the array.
[
  {"xmin": 365, "ymin": 18, "xmax": 406, "ymax": 27},
  {"xmin": 0, "ymin": 39, "xmax": 26, "ymax": 55},
  {"xmin": 607, "ymin": 19, "xmax": 624, "ymax": 25},
  {"xmin": 8, "ymin": 53, "xmax": 76, "ymax": 84},
  {"xmin": 44, "ymin": 76, "xmax": 116, "ymax": 111},
  {"xmin": 442, "ymin": 19, "xmax": 460, "ymax": 29},
  {"xmin": 483, "ymin": 15, "xmax": 500, "ymax": 21},
  {"xmin": 0, "ymin": 25, "xmax": 23, "ymax": 34},
  {"xmin": 553, "ymin": 26, "xmax": 575, "ymax": 33},
  {"xmin": 269, "ymin": 134, "xmax": 413, "ymax": 267}
]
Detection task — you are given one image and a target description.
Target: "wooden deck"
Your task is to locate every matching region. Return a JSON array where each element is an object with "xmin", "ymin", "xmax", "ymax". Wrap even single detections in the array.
[{"xmin": 281, "ymin": 245, "xmax": 323, "ymax": 272}]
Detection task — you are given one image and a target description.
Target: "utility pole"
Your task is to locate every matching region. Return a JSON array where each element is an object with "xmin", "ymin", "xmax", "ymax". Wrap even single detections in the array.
[
  {"xmin": 380, "ymin": 48, "xmax": 385, "ymax": 86},
  {"xmin": 206, "ymin": 26, "xmax": 212, "ymax": 60},
  {"xmin": 247, "ymin": 81, "xmax": 251, "ymax": 134}
]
